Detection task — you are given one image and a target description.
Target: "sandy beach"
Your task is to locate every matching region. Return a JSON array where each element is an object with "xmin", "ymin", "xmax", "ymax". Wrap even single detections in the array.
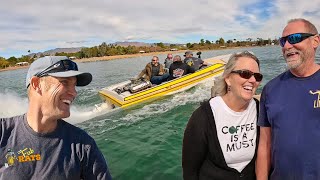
[
  {"xmin": 0, "ymin": 65, "xmax": 31, "ymax": 72},
  {"xmin": 0, "ymin": 50, "xmax": 186, "ymax": 72}
]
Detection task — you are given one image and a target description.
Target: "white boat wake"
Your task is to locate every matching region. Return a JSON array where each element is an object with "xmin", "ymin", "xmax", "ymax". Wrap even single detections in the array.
[{"xmin": 0, "ymin": 92, "xmax": 115, "ymax": 125}]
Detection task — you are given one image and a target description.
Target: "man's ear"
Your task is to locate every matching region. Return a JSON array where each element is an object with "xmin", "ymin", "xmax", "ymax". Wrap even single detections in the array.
[
  {"xmin": 312, "ymin": 35, "xmax": 320, "ymax": 49},
  {"xmin": 30, "ymin": 76, "xmax": 42, "ymax": 94}
]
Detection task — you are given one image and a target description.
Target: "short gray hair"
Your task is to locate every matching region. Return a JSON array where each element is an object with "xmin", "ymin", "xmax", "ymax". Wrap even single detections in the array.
[
  {"xmin": 152, "ymin": 56, "xmax": 159, "ymax": 60},
  {"xmin": 173, "ymin": 55, "xmax": 181, "ymax": 61},
  {"xmin": 211, "ymin": 51, "xmax": 260, "ymax": 97},
  {"xmin": 288, "ymin": 18, "xmax": 318, "ymax": 34}
]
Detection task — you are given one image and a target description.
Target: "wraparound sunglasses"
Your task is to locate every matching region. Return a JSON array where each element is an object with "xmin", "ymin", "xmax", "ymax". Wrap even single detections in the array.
[
  {"xmin": 35, "ymin": 59, "xmax": 78, "ymax": 77},
  {"xmin": 279, "ymin": 33, "xmax": 316, "ymax": 47}
]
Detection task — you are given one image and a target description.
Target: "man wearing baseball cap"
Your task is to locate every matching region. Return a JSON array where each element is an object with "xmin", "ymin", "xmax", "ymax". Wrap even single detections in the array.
[
  {"xmin": 0, "ymin": 56, "xmax": 112, "ymax": 179},
  {"xmin": 183, "ymin": 50, "xmax": 207, "ymax": 70}
]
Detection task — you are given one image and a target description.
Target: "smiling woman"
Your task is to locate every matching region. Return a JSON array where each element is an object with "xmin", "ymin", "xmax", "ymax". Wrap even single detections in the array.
[{"xmin": 182, "ymin": 51, "xmax": 262, "ymax": 180}]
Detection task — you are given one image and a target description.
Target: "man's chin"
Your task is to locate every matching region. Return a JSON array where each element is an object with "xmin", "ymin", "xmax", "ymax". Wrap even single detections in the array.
[
  {"xmin": 60, "ymin": 112, "xmax": 71, "ymax": 119},
  {"xmin": 286, "ymin": 59, "xmax": 301, "ymax": 69},
  {"xmin": 287, "ymin": 62, "xmax": 301, "ymax": 69}
]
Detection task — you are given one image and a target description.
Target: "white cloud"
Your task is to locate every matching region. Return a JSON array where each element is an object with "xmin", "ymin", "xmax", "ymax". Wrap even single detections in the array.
[{"xmin": 0, "ymin": 0, "xmax": 320, "ymax": 58}]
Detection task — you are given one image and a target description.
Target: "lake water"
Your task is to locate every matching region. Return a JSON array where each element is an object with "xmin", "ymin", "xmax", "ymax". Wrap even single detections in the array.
[{"xmin": 1, "ymin": 46, "xmax": 320, "ymax": 179}]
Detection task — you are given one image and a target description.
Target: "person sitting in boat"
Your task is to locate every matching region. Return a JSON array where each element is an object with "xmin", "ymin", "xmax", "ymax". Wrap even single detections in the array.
[
  {"xmin": 137, "ymin": 56, "xmax": 169, "ymax": 85},
  {"xmin": 164, "ymin": 53, "xmax": 174, "ymax": 69},
  {"xmin": 168, "ymin": 55, "xmax": 195, "ymax": 81},
  {"xmin": 183, "ymin": 50, "xmax": 208, "ymax": 71}
]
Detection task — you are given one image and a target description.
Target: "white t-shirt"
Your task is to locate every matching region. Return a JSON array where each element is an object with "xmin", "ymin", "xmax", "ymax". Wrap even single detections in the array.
[{"xmin": 209, "ymin": 96, "xmax": 257, "ymax": 172}]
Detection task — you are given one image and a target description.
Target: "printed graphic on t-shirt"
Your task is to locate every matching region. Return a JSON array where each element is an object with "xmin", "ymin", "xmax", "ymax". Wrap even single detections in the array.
[
  {"xmin": 186, "ymin": 59, "xmax": 193, "ymax": 67},
  {"xmin": 221, "ymin": 123, "xmax": 255, "ymax": 152},
  {"xmin": 5, "ymin": 149, "xmax": 16, "ymax": 167},
  {"xmin": 309, "ymin": 90, "xmax": 320, "ymax": 108},
  {"xmin": 172, "ymin": 68, "xmax": 185, "ymax": 78},
  {"xmin": 4, "ymin": 147, "xmax": 41, "ymax": 167}
]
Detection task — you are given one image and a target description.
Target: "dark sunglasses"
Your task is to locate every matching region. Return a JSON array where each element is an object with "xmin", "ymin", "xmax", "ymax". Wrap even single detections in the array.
[
  {"xmin": 35, "ymin": 59, "xmax": 78, "ymax": 77},
  {"xmin": 279, "ymin": 33, "xmax": 316, "ymax": 47},
  {"xmin": 231, "ymin": 70, "xmax": 263, "ymax": 82},
  {"xmin": 151, "ymin": 59, "xmax": 157, "ymax": 61}
]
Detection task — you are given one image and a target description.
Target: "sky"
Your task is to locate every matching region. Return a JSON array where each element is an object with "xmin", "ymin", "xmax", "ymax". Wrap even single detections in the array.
[{"xmin": 1, "ymin": 0, "xmax": 320, "ymax": 58}]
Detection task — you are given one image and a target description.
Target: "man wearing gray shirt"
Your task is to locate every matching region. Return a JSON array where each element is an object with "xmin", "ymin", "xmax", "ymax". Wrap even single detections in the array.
[
  {"xmin": 183, "ymin": 51, "xmax": 207, "ymax": 70},
  {"xmin": 0, "ymin": 56, "xmax": 112, "ymax": 179}
]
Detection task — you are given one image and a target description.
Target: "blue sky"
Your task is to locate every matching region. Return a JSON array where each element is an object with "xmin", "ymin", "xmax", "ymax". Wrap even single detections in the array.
[{"xmin": 1, "ymin": 0, "xmax": 320, "ymax": 58}]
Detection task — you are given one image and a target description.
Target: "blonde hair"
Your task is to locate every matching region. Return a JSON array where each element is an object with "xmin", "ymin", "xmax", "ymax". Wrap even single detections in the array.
[{"xmin": 211, "ymin": 51, "xmax": 260, "ymax": 97}]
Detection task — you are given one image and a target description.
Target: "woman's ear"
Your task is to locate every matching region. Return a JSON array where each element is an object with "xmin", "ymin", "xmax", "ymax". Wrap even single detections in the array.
[{"xmin": 225, "ymin": 75, "xmax": 231, "ymax": 87}]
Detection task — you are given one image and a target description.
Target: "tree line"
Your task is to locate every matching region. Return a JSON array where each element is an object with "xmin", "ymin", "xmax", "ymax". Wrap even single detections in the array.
[{"xmin": 0, "ymin": 37, "xmax": 279, "ymax": 69}]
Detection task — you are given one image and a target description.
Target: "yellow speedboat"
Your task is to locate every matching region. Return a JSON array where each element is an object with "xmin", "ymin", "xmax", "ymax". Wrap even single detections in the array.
[{"xmin": 99, "ymin": 54, "xmax": 230, "ymax": 108}]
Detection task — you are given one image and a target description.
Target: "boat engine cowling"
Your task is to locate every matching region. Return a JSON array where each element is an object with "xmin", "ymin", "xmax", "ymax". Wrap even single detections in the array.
[{"xmin": 128, "ymin": 79, "xmax": 152, "ymax": 93}]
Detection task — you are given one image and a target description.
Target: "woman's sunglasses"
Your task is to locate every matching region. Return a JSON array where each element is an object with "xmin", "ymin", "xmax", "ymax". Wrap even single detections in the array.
[
  {"xmin": 35, "ymin": 59, "xmax": 78, "ymax": 77},
  {"xmin": 279, "ymin": 33, "xmax": 316, "ymax": 47},
  {"xmin": 231, "ymin": 70, "xmax": 263, "ymax": 82}
]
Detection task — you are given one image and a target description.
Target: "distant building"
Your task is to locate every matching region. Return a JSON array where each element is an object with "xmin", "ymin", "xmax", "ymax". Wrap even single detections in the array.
[
  {"xmin": 69, "ymin": 56, "xmax": 76, "ymax": 60},
  {"xmin": 16, "ymin": 62, "xmax": 29, "ymax": 66},
  {"xmin": 139, "ymin": 50, "xmax": 146, "ymax": 53},
  {"xmin": 170, "ymin": 48, "xmax": 178, "ymax": 51}
]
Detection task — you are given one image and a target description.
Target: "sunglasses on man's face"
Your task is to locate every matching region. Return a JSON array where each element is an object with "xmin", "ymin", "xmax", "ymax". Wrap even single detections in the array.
[
  {"xmin": 231, "ymin": 70, "xmax": 263, "ymax": 82},
  {"xmin": 151, "ymin": 59, "xmax": 158, "ymax": 61},
  {"xmin": 279, "ymin": 33, "xmax": 316, "ymax": 47},
  {"xmin": 35, "ymin": 60, "xmax": 78, "ymax": 77}
]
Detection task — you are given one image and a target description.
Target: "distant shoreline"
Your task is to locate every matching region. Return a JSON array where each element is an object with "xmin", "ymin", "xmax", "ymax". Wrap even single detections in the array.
[
  {"xmin": 75, "ymin": 50, "xmax": 187, "ymax": 63},
  {"xmin": 0, "ymin": 50, "xmax": 188, "ymax": 72},
  {"xmin": 0, "ymin": 48, "xmax": 247, "ymax": 72},
  {"xmin": 0, "ymin": 65, "xmax": 30, "ymax": 72}
]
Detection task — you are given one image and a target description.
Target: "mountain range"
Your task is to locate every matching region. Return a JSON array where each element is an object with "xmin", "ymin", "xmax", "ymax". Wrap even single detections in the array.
[
  {"xmin": 28, "ymin": 47, "xmax": 84, "ymax": 57},
  {"xmin": 27, "ymin": 41, "xmax": 183, "ymax": 57}
]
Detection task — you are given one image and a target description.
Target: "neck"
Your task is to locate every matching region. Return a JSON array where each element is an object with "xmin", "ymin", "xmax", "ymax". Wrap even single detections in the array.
[
  {"xmin": 221, "ymin": 93, "xmax": 250, "ymax": 112},
  {"xmin": 26, "ymin": 103, "xmax": 58, "ymax": 133},
  {"xmin": 290, "ymin": 61, "xmax": 320, "ymax": 77}
]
